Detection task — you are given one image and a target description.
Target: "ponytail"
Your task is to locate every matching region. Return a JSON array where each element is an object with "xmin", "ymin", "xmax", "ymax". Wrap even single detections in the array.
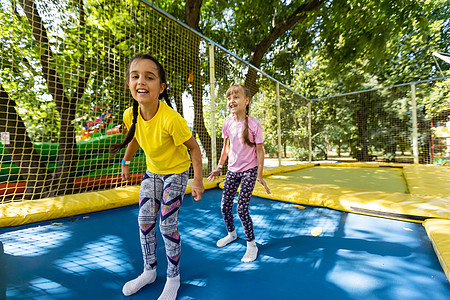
[
  {"xmin": 242, "ymin": 105, "xmax": 255, "ymax": 147},
  {"xmin": 159, "ymin": 89, "xmax": 172, "ymax": 109}
]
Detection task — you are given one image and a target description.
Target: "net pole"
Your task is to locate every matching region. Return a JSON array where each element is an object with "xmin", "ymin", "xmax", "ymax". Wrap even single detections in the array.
[
  {"xmin": 209, "ymin": 44, "xmax": 217, "ymax": 168},
  {"xmin": 411, "ymin": 84, "xmax": 419, "ymax": 164},
  {"xmin": 276, "ymin": 83, "xmax": 281, "ymax": 166},
  {"xmin": 308, "ymin": 101, "xmax": 312, "ymax": 163}
]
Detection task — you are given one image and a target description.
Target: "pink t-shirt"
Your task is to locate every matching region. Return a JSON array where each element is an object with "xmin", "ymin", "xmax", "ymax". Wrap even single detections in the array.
[{"xmin": 222, "ymin": 116, "xmax": 263, "ymax": 172}]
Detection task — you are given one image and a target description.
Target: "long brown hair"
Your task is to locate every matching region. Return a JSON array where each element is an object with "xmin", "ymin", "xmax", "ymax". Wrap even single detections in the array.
[
  {"xmin": 109, "ymin": 54, "xmax": 172, "ymax": 156},
  {"xmin": 226, "ymin": 84, "xmax": 255, "ymax": 147}
]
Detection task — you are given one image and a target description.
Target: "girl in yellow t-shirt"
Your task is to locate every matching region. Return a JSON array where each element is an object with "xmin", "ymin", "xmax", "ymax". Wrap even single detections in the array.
[{"xmin": 110, "ymin": 54, "xmax": 204, "ymax": 300}]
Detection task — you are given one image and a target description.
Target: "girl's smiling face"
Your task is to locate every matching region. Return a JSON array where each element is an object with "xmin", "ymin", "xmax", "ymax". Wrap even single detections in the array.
[
  {"xmin": 226, "ymin": 86, "xmax": 249, "ymax": 117},
  {"xmin": 128, "ymin": 58, "xmax": 166, "ymax": 106}
]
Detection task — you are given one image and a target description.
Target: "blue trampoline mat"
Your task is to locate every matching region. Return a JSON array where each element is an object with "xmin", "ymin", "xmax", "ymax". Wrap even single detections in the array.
[{"xmin": 0, "ymin": 188, "xmax": 448, "ymax": 299}]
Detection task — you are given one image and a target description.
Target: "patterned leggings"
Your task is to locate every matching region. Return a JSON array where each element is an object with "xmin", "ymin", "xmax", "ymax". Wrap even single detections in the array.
[
  {"xmin": 138, "ymin": 170, "xmax": 188, "ymax": 278},
  {"xmin": 221, "ymin": 166, "xmax": 257, "ymax": 241}
]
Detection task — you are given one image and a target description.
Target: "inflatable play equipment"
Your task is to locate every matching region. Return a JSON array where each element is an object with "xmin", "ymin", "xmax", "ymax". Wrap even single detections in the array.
[{"xmin": 0, "ymin": 133, "xmax": 147, "ymax": 197}]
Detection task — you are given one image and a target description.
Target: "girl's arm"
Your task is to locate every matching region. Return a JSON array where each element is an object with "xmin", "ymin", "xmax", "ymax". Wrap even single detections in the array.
[
  {"xmin": 184, "ymin": 136, "xmax": 205, "ymax": 201},
  {"xmin": 121, "ymin": 137, "xmax": 140, "ymax": 181},
  {"xmin": 256, "ymin": 143, "xmax": 271, "ymax": 194},
  {"xmin": 207, "ymin": 138, "xmax": 230, "ymax": 181}
]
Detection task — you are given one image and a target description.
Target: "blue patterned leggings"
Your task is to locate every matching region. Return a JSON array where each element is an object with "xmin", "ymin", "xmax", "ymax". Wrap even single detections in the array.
[
  {"xmin": 221, "ymin": 166, "xmax": 257, "ymax": 241},
  {"xmin": 137, "ymin": 170, "xmax": 188, "ymax": 278}
]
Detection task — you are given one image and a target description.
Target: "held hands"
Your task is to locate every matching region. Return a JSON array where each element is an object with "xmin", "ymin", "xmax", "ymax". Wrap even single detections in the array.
[
  {"xmin": 207, "ymin": 168, "xmax": 221, "ymax": 181},
  {"xmin": 257, "ymin": 176, "xmax": 271, "ymax": 194}
]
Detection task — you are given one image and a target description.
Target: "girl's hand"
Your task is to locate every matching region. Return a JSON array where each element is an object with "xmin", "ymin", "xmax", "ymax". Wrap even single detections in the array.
[
  {"xmin": 207, "ymin": 168, "xmax": 221, "ymax": 181},
  {"xmin": 191, "ymin": 180, "xmax": 204, "ymax": 201},
  {"xmin": 257, "ymin": 176, "xmax": 271, "ymax": 194},
  {"xmin": 121, "ymin": 164, "xmax": 130, "ymax": 181}
]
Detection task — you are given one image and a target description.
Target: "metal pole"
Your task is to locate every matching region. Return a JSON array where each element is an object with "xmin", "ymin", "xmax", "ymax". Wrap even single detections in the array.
[
  {"xmin": 411, "ymin": 84, "xmax": 419, "ymax": 164},
  {"xmin": 209, "ymin": 44, "xmax": 217, "ymax": 168},
  {"xmin": 276, "ymin": 83, "xmax": 281, "ymax": 166},
  {"xmin": 308, "ymin": 101, "xmax": 312, "ymax": 163}
]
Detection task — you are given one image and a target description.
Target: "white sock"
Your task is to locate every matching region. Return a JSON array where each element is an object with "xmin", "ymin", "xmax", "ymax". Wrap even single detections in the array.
[
  {"xmin": 216, "ymin": 230, "xmax": 237, "ymax": 247},
  {"xmin": 241, "ymin": 240, "xmax": 258, "ymax": 262},
  {"xmin": 122, "ymin": 269, "xmax": 157, "ymax": 296},
  {"xmin": 158, "ymin": 275, "xmax": 180, "ymax": 300}
]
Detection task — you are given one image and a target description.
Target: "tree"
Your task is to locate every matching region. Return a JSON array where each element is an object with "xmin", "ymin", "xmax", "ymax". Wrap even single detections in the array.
[
  {"xmin": 0, "ymin": 83, "xmax": 51, "ymax": 199},
  {"xmin": 1, "ymin": 0, "xmax": 146, "ymax": 198}
]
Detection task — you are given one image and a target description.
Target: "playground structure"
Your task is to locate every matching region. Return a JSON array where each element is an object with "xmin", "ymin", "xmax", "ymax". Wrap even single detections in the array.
[{"xmin": 0, "ymin": 0, "xmax": 449, "ymax": 294}]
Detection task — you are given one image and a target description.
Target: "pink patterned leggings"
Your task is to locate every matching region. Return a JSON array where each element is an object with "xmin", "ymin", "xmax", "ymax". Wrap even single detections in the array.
[{"xmin": 221, "ymin": 166, "xmax": 257, "ymax": 241}]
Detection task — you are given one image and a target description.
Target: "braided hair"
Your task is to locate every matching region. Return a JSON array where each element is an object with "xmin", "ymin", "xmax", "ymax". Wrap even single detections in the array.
[{"xmin": 109, "ymin": 54, "xmax": 172, "ymax": 156}]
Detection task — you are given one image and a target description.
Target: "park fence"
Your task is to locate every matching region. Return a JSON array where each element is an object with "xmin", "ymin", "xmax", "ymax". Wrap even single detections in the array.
[
  {"xmin": 312, "ymin": 80, "xmax": 449, "ymax": 165},
  {"xmin": 0, "ymin": 0, "xmax": 447, "ymax": 203}
]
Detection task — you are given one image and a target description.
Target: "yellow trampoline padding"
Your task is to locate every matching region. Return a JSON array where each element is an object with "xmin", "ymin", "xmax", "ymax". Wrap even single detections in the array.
[
  {"xmin": 0, "ymin": 178, "xmax": 219, "ymax": 228},
  {"xmin": 250, "ymin": 164, "xmax": 450, "ymax": 222},
  {"xmin": 0, "ymin": 186, "xmax": 140, "ymax": 228},
  {"xmin": 262, "ymin": 163, "xmax": 316, "ymax": 176},
  {"xmin": 319, "ymin": 162, "xmax": 405, "ymax": 168},
  {"xmin": 403, "ymin": 165, "xmax": 450, "ymax": 197},
  {"xmin": 251, "ymin": 179, "xmax": 449, "ymax": 221},
  {"xmin": 423, "ymin": 219, "xmax": 450, "ymax": 281},
  {"xmin": 185, "ymin": 177, "xmax": 221, "ymax": 194}
]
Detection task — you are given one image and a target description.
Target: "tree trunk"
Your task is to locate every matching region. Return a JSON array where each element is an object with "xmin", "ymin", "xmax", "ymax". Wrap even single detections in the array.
[
  {"xmin": 185, "ymin": 0, "xmax": 203, "ymax": 30},
  {"xmin": 185, "ymin": 0, "xmax": 217, "ymax": 174},
  {"xmin": 0, "ymin": 84, "xmax": 51, "ymax": 200},
  {"xmin": 19, "ymin": 0, "xmax": 90, "ymax": 196},
  {"xmin": 245, "ymin": 0, "xmax": 323, "ymax": 96}
]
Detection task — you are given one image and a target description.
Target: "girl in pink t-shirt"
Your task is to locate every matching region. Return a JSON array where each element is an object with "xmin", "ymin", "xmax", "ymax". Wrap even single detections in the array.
[{"xmin": 208, "ymin": 84, "xmax": 270, "ymax": 262}]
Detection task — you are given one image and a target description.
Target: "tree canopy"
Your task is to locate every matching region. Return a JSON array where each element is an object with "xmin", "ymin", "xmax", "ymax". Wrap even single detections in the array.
[{"xmin": 155, "ymin": 0, "xmax": 449, "ymax": 92}]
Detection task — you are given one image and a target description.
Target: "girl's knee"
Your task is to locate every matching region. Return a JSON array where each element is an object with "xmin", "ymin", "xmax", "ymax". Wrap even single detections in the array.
[
  {"xmin": 159, "ymin": 222, "xmax": 178, "ymax": 235},
  {"xmin": 138, "ymin": 214, "xmax": 156, "ymax": 226},
  {"xmin": 221, "ymin": 203, "xmax": 232, "ymax": 214},
  {"xmin": 237, "ymin": 203, "xmax": 249, "ymax": 218}
]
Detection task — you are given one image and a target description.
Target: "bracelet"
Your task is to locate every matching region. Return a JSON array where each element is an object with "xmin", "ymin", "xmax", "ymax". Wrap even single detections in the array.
[
  {"xmin": 217, "ymin": 164, "xmax": 223, "ymax": 169},
  {"xmin": 121, "ymin": 159, "xmax": 131, "ymax": 165}
]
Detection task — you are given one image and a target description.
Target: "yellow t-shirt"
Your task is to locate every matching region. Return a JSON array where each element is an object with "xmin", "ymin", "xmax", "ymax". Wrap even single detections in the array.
[{"xmin": 123, "ymin": 101, "xmax": 192, "ymax": 174}]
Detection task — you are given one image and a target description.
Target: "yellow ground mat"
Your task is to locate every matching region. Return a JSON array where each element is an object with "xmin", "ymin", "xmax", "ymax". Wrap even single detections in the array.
[
  {"xmin": 423, "ymin": 218, "xmax": 450, "ymax": 281},
  {"xmin": 246, "ymin": 163, "xmax": 450, "ymax": 221},
  {"xmin": 0, "ymin": 178, "xmax": 220, "ymax": 228},
  {"xmin": 403, "ymin": 165, "xmax": 450, "ymax": 197}
]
